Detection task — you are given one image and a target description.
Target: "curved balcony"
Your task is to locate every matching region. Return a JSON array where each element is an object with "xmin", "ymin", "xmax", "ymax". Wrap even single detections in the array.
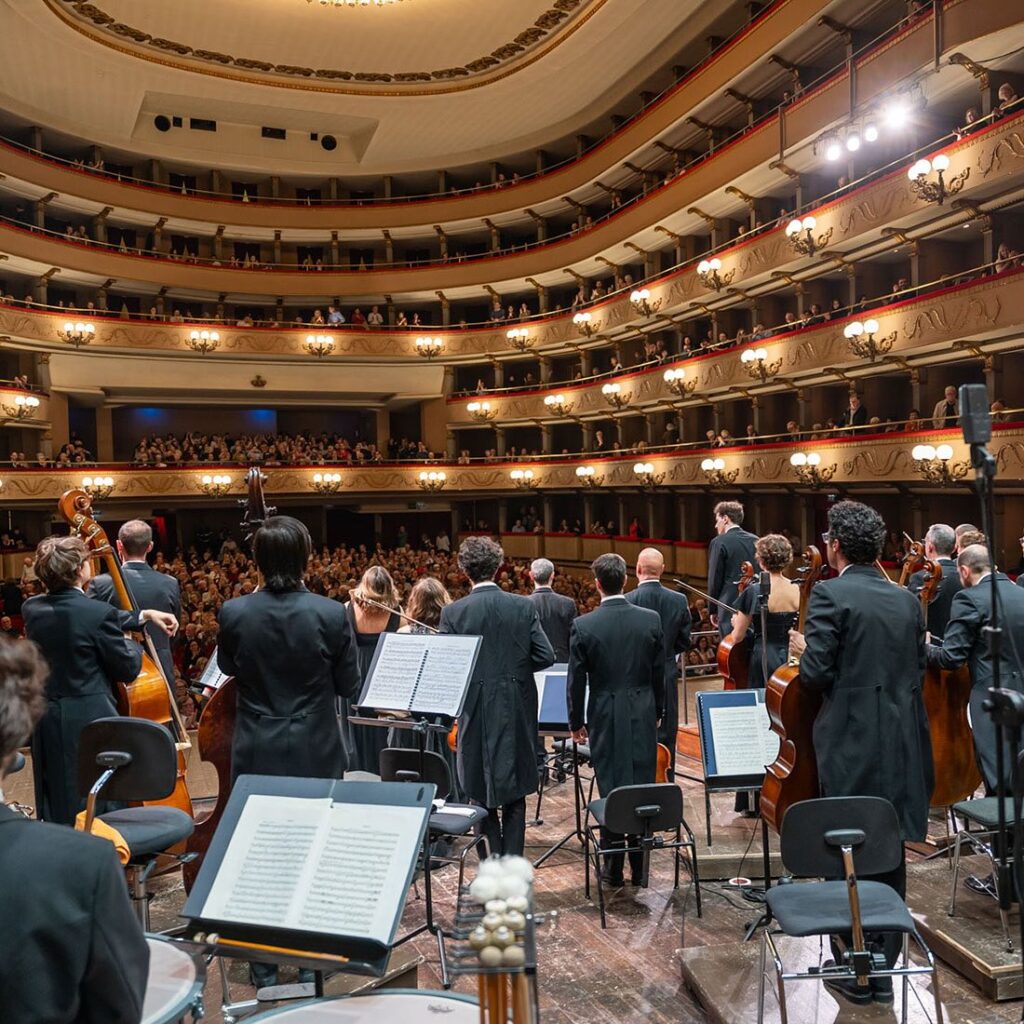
[
  {"xmin": 1, "ymin": 420, "xmax": 1019, "ymax": 506},
  {"xmin": 445, "ymin": 265, "xmax": 1024, "ymax": 425},
  {"xmin": 3, "ymin": 107, "xmax": 1022, "ymax": 364},
  {"xmin": 0, "ymin": 4, "xmax": 1011, "ymax": 298},
  {"xmin": 0, "ymin": 0, "xmax": 825, "ymax": 231}
]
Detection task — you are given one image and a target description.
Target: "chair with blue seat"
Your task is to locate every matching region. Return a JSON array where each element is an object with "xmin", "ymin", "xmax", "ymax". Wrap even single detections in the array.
[
  {"xmin": 77, "ymin": 716, "xmax": 195, "ymax": 931},
  {"xmin": 757, "ymin": 796, "xmax": 943, "ymax": 1024}
]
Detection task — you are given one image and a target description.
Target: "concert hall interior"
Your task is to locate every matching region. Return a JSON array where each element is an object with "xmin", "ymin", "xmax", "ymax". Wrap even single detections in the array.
[{"xmin": 3, "ymin": 0, "xmax": 1024, "ymax": 1021}]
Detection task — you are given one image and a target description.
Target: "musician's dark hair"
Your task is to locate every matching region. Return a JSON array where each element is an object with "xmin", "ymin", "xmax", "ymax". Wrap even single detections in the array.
[
  {"xmin": 118, "ymin": 519, "xmax": 153, "ymax": 558},
  {"xmin": 714, "ymin": 501, "xmax": 744, "ymax": 526},
  {"xmin": 756, "ymin": 534, "xmax": 793, "ymax": 573},
  {"xmin": 34, "ymin": 536, "xmax": 89, "ymax": 592},
  {"xmin": 457, "ymin": 536, "xmax": 503, "ymax": 583},
  {"xmin": 592, "ymin": 552, "xmax": 627, "ymax": 595},
  {"xmin": 926, "ymin": 524, "xmax": 956, "ymax": 557},
  {"xmin": 253, "ymin": 516, "xmax": 311, "ymax": 591},
  {"xmin": 826, "ymin": 500, "xmax": 885, "ymax": 565},
  {"xmin": 0, "ymin": 636, "xmax": 47, "ymax": 765}
]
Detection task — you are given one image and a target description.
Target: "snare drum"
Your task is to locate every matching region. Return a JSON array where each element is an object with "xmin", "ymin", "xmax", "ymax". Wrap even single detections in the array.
[
  {"xmin": 245, "ymin": 989, "xmax": 479, "ymax": 1023},
  {"xmin": 142, "ymin": 935, "xmax": 206, "ymax": 1024}
]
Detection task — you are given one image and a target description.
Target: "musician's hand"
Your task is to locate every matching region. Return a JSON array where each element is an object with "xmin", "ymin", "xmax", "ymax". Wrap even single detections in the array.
[
  {"xmin": 710, "ymin": 613, "xmax": 719, "ymax": 628},
  {"xmin": 142, "ymin": 610, "xmax": 179, "ymax": 637},
  {"xmin": 571, "ymin": 727, "xmax": 588, "ymax": 745},
  {"xmin": 788, "ymin": 629, "xmax": 806, "ymax": 659}
]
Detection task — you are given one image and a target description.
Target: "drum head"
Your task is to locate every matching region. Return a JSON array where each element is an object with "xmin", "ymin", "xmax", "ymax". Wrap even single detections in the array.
[
  {"xmin": 245, "ymin": 989, "xmax": 479, "ymax": 1022},
  {"xmin": 142, "ymin": 936, "xmax": 205, "ymax": 1024}
]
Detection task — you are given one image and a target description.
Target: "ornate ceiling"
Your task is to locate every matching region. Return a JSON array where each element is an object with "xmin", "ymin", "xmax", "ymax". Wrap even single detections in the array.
[{"xmin": 0, "ymin": 0, "xmax": 716, "ymax": 175}]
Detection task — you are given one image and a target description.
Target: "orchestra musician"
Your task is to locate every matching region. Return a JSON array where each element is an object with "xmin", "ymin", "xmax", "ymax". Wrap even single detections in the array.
[
  {"xmin": 728, "ymin": 534, "xmax": 799, "ymax": 815},
  {"xmin": 707, "ymin": 501, "xmax": 757, "ymax": 637},
  {"xmin": 789, "ymin": 501, "xmax": 933, "ymax": 1006},
  {"xmin": 926, "ymin": 544, "xmax": 1024, "ymax": 793},
  {"xmin": 528, "ymin": 558, "xmax": 577, "ymax": 662},
  {"xmin": 907, "ymin": 524, "xmax": 962, "ymax": 639},
  {"xmin": 23, "ymin": 536, "xmax": 176, "ymax": 825},
  {"xmin": 439, "ymin": 537, "xmax": 555, "ymax": 856},
  {"xmin": 216, "ymin": 514, "xmax": 362, "ymax": 989},
  {"xmin": 624, "ymin": 547, "xmax": 690, "ymax": 780},
  {"xmin": 568, "ymin": 553, "xmax": 663, "ymax": 887},
  {"xmin": 0, "ymin": 637, "xmax": 150, "ymax": 1024},
  {"xmin": 90, "ymin": 519, "xmax": 182, "ymax": 685}
]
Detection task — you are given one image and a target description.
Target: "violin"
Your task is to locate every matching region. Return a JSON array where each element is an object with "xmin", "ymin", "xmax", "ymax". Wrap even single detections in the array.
[
  {"xmin": 761, "ymin": 546, "xmax": 826, "ymax": 834},
  {"xmin": 58, "ymin": 490, "xmax": 194, "ymax": 829},
  {"xmin": 911, "ymin": 548, "xmax": 981, "ymax": 806},
  {"xmin": 183, "ymin": 467, "xmax": 274, "ymax": 891},
  {"xmin": 717, "ymin": 561, "xmax": 755, "ymax": 690}
]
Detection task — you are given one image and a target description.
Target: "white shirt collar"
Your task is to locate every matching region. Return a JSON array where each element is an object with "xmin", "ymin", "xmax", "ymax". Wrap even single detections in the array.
[
  {"xmin": 637, "ymin": 578, "xmax": 660, "ymax": 586},
  {"xmin": 725, "ymin": 523, "xmax": 739, "ymax": 532},
  {"xmin": 472, "ymin": 581, "xmax": 499, "ymax": 590},
  {"xmin": 600, "ymin": 594, "xmax": 627, "ymax": 603},
  {"xmin": 533, "ymin": 585, "xmax": 552, "ymax": 592}
]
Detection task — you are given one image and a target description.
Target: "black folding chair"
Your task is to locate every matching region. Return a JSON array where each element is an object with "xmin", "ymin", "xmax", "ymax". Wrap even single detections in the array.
[
  {"xmin": 78, "ymin": 717, "xmax": 195, "ymax": 930},
  {"xmin": 379, "ymin": 746, "xmax": 490, "ymax": 987},
  {"xmin": 583, "ymin": 782, "xmax": 701, "ymax": 936},
  {"xmin": 757, "ymin": 796, "xmax": 942, "ymax": 1024}
]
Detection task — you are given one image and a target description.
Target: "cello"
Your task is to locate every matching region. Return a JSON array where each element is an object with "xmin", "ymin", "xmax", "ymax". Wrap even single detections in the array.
[
  {"xmin": 58, "ymin": 489, "xmax": 194, "ymax": 825},
  {"xmin": 183, "ymin": 467, "xmax": 274, "ymax": 891},
  {"xmin": 912, "ymin": 551, "xmax": 981, "ymax": 807},
  {"xmin": 716, "ymin": 561, "xmax": 755, "ymax": 690},
  {"xmin": 761, "ymin": 546, "xmax": 826, "ymax": 834}
]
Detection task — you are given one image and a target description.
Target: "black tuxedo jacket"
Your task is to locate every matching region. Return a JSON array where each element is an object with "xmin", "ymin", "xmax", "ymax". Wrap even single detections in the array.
[
  {"xmin": 528, "ymin": 587, "xmax": 577, "ymax": 662},
  {"xmin": 927, "ymin": 573, "xmax": 1024, "ymax": 789},
  {"xmin": 707, "ymin": 526, "xmax": 757, "ymax": 634},
  {"xmin": 440, "ymin": 584, "xmax": 554, "ymax": 807},
  {"xmin": 908, "ymin": 557, "xmax": 962, "ymax": 640},
  {"xmin": 567, "ymin": 596, "xmax": 663, "ymax": 794},
  {"xmin": 92, "ymin": 560, "xmax": 181, "ymax": 684},
  {"xmin": 801, "ymin": 565, "xmax": 932, "ymax": 840},
  {"xmin": 23, "ymin": 588, "xmax": 142, "ymax": 824},
  {"xmin": 217, "ymin": 587, "xmax": 362, "ymax": 783},
  {"xmin": 0, "ymin": 804, "xmax": 149, "ymax": 1023},
  {"xmin": 840, "ymin": 405, "xmax": 869, "ymax": 429}
]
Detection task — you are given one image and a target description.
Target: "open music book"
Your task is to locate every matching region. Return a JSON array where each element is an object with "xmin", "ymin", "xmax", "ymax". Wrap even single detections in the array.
[
  {"xmin": 359, "ymin": 632, "xmax": 481, "ymax": 718},
  {"xmin": 182, "ymin": 776, "xmax": 433, "ymax": 966},
  {"xmin": 697, "ymin": 689, "xmax": 781, "ymax": 782}
]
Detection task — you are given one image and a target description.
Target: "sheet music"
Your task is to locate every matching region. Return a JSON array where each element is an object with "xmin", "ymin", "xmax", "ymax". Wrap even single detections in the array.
[
  {"xmin": 200, "ymin": 794, "xmax": 423, "ymax": 944},
  {"xmin": 414, "ymin": 636, "xmax": 478, "ymax": 716},
  {"xmin": 360, "ymin": 633, "xmax": 426, "ymax": 710},
  {"xmin": 708, "ymin": 703, "xmax": 781, "ymax": 777},
  {"xmin": 200, "ymin": 647, "xmax": 231, "ymax": 691}
]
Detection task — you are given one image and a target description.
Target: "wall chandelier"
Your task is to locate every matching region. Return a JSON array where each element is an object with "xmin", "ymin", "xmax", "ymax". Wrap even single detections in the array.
[{"xmin": 309, "ymin": 0, "xmax": 406, "ymax": 7}]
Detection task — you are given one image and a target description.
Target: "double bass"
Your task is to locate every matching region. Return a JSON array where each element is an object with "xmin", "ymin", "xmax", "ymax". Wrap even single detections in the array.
[
  {"xmin": 910, "ymin": 549, "xmax": 981, "ymax": 806},
  {"xmin": 183, "ymin": 467, "xmax": 274, "ymax": 891},
  {"xmin": 761, "ymin": 546, "xmax": 826, "ymax": 834},
  {"xmin": 716, "ymin": 561, "xmax": 755, "ymax": 689},
  {"xmin": 58, "ymin": 489, "xmax": 194, "ymax": 825}
]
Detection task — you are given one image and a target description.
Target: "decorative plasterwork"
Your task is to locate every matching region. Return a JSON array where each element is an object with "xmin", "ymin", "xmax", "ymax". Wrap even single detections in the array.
[{"xmin": 52, "ymin": 0, "xmax": 603, "ymax": 96}]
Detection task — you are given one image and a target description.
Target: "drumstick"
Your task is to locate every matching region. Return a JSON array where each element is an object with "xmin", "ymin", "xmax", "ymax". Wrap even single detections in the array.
[
  {"xmin": 477, "ymin": 974, "xmax": 486, "ymax": 1024},
  {"xmin": 510, "ymin": 970, "xmax": 524, "ymax": 1023},
  {"xmin": 498, "ymin": 972, "xmax": 509, "ymax": 1024}
]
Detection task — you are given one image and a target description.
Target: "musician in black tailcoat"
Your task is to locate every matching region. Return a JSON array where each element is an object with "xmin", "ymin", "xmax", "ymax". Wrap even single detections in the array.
[
  {"xmin": 625, "ymin": 547, "xmax": 690, "ymax": 779},
  {"xmin": 528, "ymin": 557, "xmax": 577, "ymax": 661},
  {"xmin": 0, "ymin": 637, "xmax": 149, "ymax": 1024},
  {"xmin": 439, "ymin": 537, "xmax": 554, "ymax": 856},
  {"xmin": 569, "ymin": 553, "xmax": 663, "ymax": 886},
  {"xmin": 926, "ymin": 544, "xmax": 1024, "ymax": 792},
  {"xmin": 90, "ymin": 519, "xmax": 181, "ymax": 685},
  {"xmin": 707, "ymin": 500, "xmax": 757, "ymax": 637},
  {"xmin": 789, "ymin": 501, "xmax": 932, "ymax": 1006},
  {"xmin": 907, "ymin": 523, "xmax": 962, "ymax": 640},
  {"xmin": 22, "ymin": 537, "xmax": 144, "ymax": 825}
]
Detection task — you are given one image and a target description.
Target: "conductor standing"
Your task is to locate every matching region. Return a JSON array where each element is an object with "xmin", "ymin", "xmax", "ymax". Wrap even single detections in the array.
[
  {"xmin": 440, "ymin": 537, "xmax": 555, "ymax": 856},
  {"xmin": 625, "ymin": 547, "xmax": 691, "ymax": 779},
  {"xmin": 568, "ymin": 553, "xmax": 663, "ymax": 886}
]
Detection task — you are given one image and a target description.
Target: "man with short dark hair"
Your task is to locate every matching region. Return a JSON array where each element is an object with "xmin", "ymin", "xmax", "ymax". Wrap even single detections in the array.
[
  {"xmin": 527, "ymin": 557, "xmax": 577, "ymax": 662},
  {"xmin": 926, "ymin": 543, "xmax": 1024, "ymax": 792},
  {"xmin": 91, "ymin": 519, "xmax": 181, "ymax": 684},
  {"xmin": 440, "ymin": 537, "xmax": 554, "ymax": 856},
  {"xmin": 568, "ymin": 553, "xmax": 663, "ymax": 886},
  {"xmin": 0, "ymin": 637, "xmax": 150, "ymax": 1023},
  {"xmin": 908, "ymin": 523, "xmax": 961, "ymax": 639},
  {"xmin": 789, "ymin": 500, "xmax": 932, "ymax": 1005},
  {"xmin": 707, "ymin": 501, "xmax": 757, "ymax": 637},
  {"xmin": 625, "ymin": 547, "xmax": 691, "ymax": 779}
]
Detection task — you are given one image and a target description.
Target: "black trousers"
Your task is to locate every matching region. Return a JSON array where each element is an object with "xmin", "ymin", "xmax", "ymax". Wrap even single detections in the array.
[
  {"xmin": 600, "ymin": 828, "xmax": 644, "ymax": 880},
  {"xmin": 479, "ymin": 797, "xmax": 527, "ymax": 856},
  {"xmin": 831, "ymin": 845, "xmax": 907, "ymax": 970}
]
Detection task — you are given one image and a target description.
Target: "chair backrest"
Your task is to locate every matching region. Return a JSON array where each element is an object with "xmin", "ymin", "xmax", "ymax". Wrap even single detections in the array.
[
  {"xmin": 76, "ymin": 717, "xmax": 179, "ymax": 801},
  {"xmin": 780, "ymin": 797, "xmax": 902, "ymax": 878},
  {"xmin": 603, "ymin": 783, "xmax": 682, "ymax": 835},
  {"xmin": 379, "ymin": 747, "xmax": 452, "ymax": 801}
]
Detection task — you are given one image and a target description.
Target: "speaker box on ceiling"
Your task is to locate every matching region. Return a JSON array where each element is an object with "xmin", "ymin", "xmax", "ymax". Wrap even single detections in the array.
[
  {"xmin": 321, "ymin": 135, "xmax": 338, "ymax": 152},
  {"xmin": 154, "ymin": 115, "xmax": 171, "ymax": 133}
]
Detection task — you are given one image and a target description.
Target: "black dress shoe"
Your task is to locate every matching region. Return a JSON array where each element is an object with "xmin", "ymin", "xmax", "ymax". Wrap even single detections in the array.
[
  {"xmin": 965, "ymin": 872, "xmax": 998, "ymax": 899},
  {"xmin": 870, "ymin": 976, "xmax": 894, "ymax": 1005},
  {"xmin": 813, "ymin": 961, "xmax": 872, "ymax": 1007},
  {"xmin": 600, "ymin": 869, "xmax": 625, "ymax": 888}
]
